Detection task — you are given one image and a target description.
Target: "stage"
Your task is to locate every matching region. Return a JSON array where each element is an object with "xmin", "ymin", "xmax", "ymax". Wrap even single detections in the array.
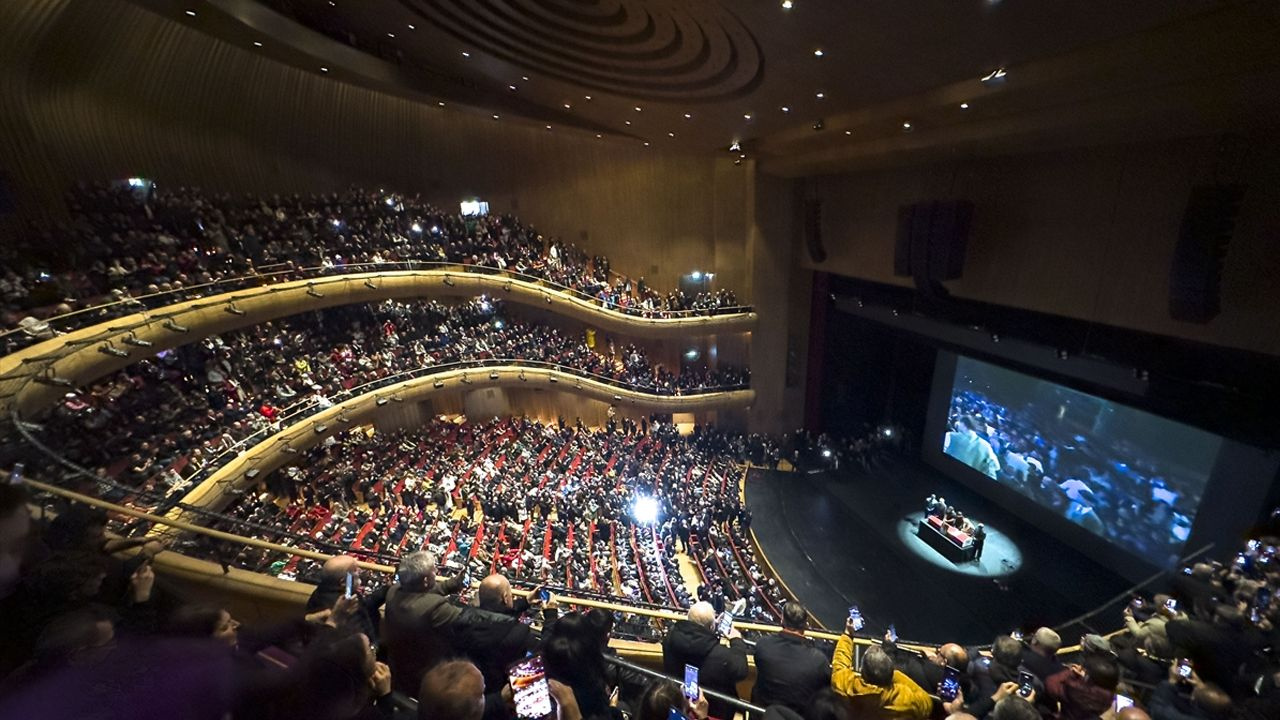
[{"xmin": 744, "ymin": 457, "xmax": 1130, "ymax": 644}]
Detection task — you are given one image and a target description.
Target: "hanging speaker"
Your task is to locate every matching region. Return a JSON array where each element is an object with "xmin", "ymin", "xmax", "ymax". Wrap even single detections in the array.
[{"xmin": 1169, "ymin": 184, "xmax": 1244, "ymax": 323}]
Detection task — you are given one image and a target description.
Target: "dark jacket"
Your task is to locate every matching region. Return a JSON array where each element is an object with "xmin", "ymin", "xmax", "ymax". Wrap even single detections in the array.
[
  {"xmin": 381, "ymin": 575, "xmax": 465, "ymax": 694},
  {"xmin": 661, "ymin": 620, "xmax": 748, "ymax": 720},
  {"xmin": 306, "ymin": 579, "xmax": 388, "ymax": 645},
  {"xmin": 1148, "ymin": 681, "xmax": 1213, "ymax": 720},
  {"xmin": 1021, "ymin": 646, "xmax": 1065, "ymax": 682},
  {"xmin": 452, "ymin": 605, "xmax": 539, "ymax": 691},
  {"xmin": 750, "ymin": 631, "xmax": 830, "ymax": 715}
]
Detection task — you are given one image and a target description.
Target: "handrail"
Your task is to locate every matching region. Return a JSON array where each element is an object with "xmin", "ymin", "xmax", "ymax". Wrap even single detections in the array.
[
  {"xmin": 603, "ymin": 654, "xmax": 767, "ymax": 717},
  {"xmin": 1, "ymin": 260, "xmax": 754, "ymax": 349}
]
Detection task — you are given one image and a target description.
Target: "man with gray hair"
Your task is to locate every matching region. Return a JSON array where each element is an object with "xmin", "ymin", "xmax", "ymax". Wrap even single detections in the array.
[
  {"xmin": 1022, "ymin": 627, "xmax": 1065, "ymax": 680},
  {"xmin": 383, "ymin": 551, "xmax": 466, "ymax": 694},
  {"xmin": 661, "ymin": 600, "xmax": 748, "ymax": 720}
]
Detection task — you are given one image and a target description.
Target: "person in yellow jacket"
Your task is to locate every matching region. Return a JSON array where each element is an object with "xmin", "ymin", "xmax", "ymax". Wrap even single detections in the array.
[{"xmin": 831, "ymin": 618, "xmax": 934, "ymax": 720}]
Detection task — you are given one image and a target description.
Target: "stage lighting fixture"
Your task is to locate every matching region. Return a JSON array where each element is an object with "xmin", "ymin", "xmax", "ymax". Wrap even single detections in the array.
[
  {"xmin": 613, "ymin": 395, "xmax": 622, "ymax": 402},
  {"xmin": 246, "ymin": 468, "xmax": 260, "ymax": 479},
  {"xmin": 980, "ymin": 67, "xmax": 1008, "ymax": 86},
  {"xmin": 433, "ymin": 380, "xmax": 445, "ymax": 389},
  {"xmin": 364, "ymin": 279, "xmax": 378, "ymax": 290},
  {"xmin": 443, "ymin": 275, "xmax": 455, "ymax": 287},
  {"xmin": 375, "ymin": 397, "xmax": 388, "ymax": 406},
  {"xmin": 729, "ymin": 140, "xmax": 742, "ymax": 153},
  {"xmin": 163, "ymin": 319, "xmax": 189, "ymax": 333},
  {"xmin": 314, "ymin": 423, "xmax": 328, "ymax": 434},
  {"xmin": 98, "ymin": 344, "xmax": 129, "ymax": 358},
  {"xmin": 224, "ymin": 303, "xmax": 246, "ymax": 316},
  {"xmin": 632, "ymin": 496, "xmax": 659, "ymax": 525},
  {"xmin": 489, "ymin": 371, "xmax": 500, "ymax": 380},
  {"xmin": 548, "ymin": 376, "xmax": 558, "ymax": 383},
  {"xmin": 121, "ymin": 334, "xmax": 153, "ymax": 347},
  {"xmin": 35, "ymin": 373, "xmax": 75, "ymax": 388},
  {"xmin": 306, "ymin": 284, "xmax": 324, "ymax": 298},
  {"xmin": 545, "ymin": 296, "xmax": 552, "ymax": 304}
]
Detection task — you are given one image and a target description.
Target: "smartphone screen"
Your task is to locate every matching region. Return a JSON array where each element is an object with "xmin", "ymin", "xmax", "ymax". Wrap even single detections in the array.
[
  {"xmin": 682, "ymin": 664, "xmax": 699, "ymax": 701},
  {"xmin": 508, "ymin": 655, "xmax": 553, "ymax": 718},
  {"xmin": 938, "ymin": 666, "xmax": 961, "ymax": 702},
  {"xmin": 537, "ymin": 588, "xmax": 551, "ymax": 603},
  {"xmin": 1114, "ymin": 694, "xmax": 1134, "ymax": 712},
  {"xmin": 716, "ymin": 612, "xmax": 734, "ymax": 637},
  {"xmin": 1010, "ymin": 630, "xmax": 1024, "ymax": 642},
  {"xmin": 9, "ymin": 462, "xmax": 23, "ymax": 484},
  {"xmin": 344, "ymin": 572, "xmax": 354, "ymax": 599},
  {"xmin": 1017, "ymin": 671, "xmax": 1035, "ymax": 698},
  {"xmin": 1177, "ymin": 659, "xmax": 1193, "ymax": 679},
  {"xmin": 887, "ymin": 624, "xmax": 898, "ymax": 643},
  {"xmin": 1130, "ymin": 596, "xmax": 1145, "ymax": 608},
  {"xmin": 1164, "ymin": 598, "xmax": 1178, "ymax": 613},
  {"xmin": 667, "ymin": 709, "xmax": 689, "ymax": 720},
  {"xmin": 848, "ymin": 606, "xmax": 865, "ymax": 632}
]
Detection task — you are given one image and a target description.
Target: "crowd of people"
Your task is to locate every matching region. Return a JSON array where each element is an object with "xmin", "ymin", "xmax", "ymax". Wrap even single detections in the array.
[
  {"xmin": 195, "ymin": 416, "xmax": 784, "ymax": 631},
  {"xmin": 3, "ymin": 467, "xmax": 1280, "ymax": 720},
  {"xmin": 23, "ymin": 296, "xmax": 747, "ymax": 512},
  {"xmin": 1, "ymin": 182, "xmax": 745, "ymax": 351}
]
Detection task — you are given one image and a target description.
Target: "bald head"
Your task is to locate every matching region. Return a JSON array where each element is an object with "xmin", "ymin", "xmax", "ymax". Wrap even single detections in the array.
[
  {"xmin": 477, "ymin": 574, "xmax": 512, "ymax": 609},
  {"xmin": 322, "ymin": 555, "xmax": 358, "ymax": 582},
  {"xmin": 1031, "ymin": 627, "xmax": 1061, "ymax": 655},
  {"xmin": 1117, "ymin": 707, "xmax": 1152, "ymax": 720},
  {"xmin": 939, "ymin": 643, "xmax": 968, "ymax": 669},
  {"xmin": 418, "ymin": 660, "xmax": 485, "ymax": 720},
  {"xmin": 688, "ymin": 601, "xmax": 716, "ymax": 628}
]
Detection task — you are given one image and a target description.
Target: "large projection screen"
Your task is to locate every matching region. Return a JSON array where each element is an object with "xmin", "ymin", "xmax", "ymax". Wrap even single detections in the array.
[{"xmin": 931, "ymin": 355, "xmax": 1223, "ymax": 570}]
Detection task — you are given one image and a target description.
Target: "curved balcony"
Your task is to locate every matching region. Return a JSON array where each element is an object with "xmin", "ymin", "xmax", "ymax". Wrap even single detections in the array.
[{"xmin": 0, "ymin": 264, "xmax": 756, "ymax": 416}]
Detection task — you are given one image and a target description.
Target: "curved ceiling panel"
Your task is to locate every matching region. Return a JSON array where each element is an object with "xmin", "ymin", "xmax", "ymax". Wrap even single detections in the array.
[{"xmin": 400, "ymin": 0, "xmax": 762, "ymax": 100}]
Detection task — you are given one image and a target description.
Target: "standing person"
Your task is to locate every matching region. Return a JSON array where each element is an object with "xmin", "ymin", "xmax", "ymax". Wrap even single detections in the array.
[
  {"xmin": 661, "ymin": 602, "xmax": 748, "ymax": 720},
  {"xmin": 972, "ymin": 524, "xmax": 987, "ymax": 562},
  {"xmin": 382, "ymin": 551, "xmax": 465, "ymax": 694},
  {"xmin": 751, "ymin": 602, "xmax": 830, "ymax": 714}
]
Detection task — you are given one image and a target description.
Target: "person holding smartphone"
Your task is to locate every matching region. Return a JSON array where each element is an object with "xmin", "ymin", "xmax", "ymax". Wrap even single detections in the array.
[
  {"xmin": 831, "ymin": 615, "xmax": 933, "ymax": 720},
  {"xmin": 660, "ymin": 602, "xmax": 748, "ymax": 720},
  {"xmin": 1123, "ymin": 593, "xmax": 1180, "ymax": 644}
]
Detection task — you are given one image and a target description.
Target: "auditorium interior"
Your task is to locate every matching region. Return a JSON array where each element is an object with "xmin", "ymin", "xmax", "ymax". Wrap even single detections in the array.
[{"xmin": 2, "ymin": 1, "xmax": 1280, "ymax": 719}]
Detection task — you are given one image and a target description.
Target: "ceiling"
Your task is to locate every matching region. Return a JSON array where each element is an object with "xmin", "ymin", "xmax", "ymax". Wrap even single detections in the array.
[{"xmin": 139, "ymin": 0, "xmax": 1280, "ymax": 174}]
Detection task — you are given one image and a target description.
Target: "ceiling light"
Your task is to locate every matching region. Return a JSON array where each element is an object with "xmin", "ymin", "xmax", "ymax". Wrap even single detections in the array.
[
  {"xmin": 683, "ymin": 113, "xmax": 692, "ymax": 119},
  {"xmin": 844, "ymin": 130, "xmax": 852, "ymax": 135},
  {"xmin": 437, "ymin": 101, "xmax": 445, "ymax": 107},
  {"xmin": 185, "ymin": 9, "xmax": 196, "ymax": 17},
  {"xmin": 492, "ymin": 114, "xmax": 500, "ymax": 120},
  {"xmin": 564, "ymin": 103, "xmax": 572, "ymax": 109},
  {"xmin": 522, "ymin": 75, "xmax": 529, "ymax": 81},
  {"xmin": 252, "ymin": 41, "xmax": 262, "ymax": 47},
  {"xmin": 624, "ymin": 120, "xmax": 631, "ymax": 126},
  {"xmin": 320, "ymin": 67, "xmax": 329, "ymax": 73},
  {"xmin": 584, "ymin": 95, "xmax": 592, "ymax": 100},
  {"xmin": 816, "ymin": 92, "xmax": 825, "ymax": 99},
  {"xmin": 960, "ymin": 102, "xmax": 970, "ymax": 109},
  {"xmin": 461, "ymin": 51, "xmax": 471, "ymax": 57},
  {"xmin": 509, "ymin": 85, "xmax": 517, "ymax": 90},
  {"xmin": 408, "ymin": 24, "xmax": 415, "ymax": 30},
  {"xmin": 980, "ymin": 67, "xmax": 1007, "ymax": 85},
  {"xmin": 387, "ymin": 32, "xmax": 395, "ymax": 38},
  {"xmin": 743, "ymin": 113, "xmax": 752, "ymax": 120},
  {"xmin": 902, "ymin": 121, "xmax": 912, "ymax": 129},
  {"xmin": 667, "ymin": 132, "xmax": 675, "ymax": 137},
  {"xmin": 546, "ymin": 125, "xmax": 552, "ymax": 130},
  {"xmin": 729, "ymin": 140, "xmax": 741, "ymax": 152},
  {"xmin": 634, "ymin": 106, "xmax": 642, "ymax": 112},
  {"xmin": 813, "ymin": 49, "xmax": 824, "ymax": 57},
  {"xmin": 643, "ymin": 141, "xmax": 650, "ymax": 146},
  {"xmin": 595, "ymin": 134, "xmax": 602, "ymax": 138},
  {"xmin": 782, "ymin": 0, "xmax": 793, "ymax": 8},
  {"xmin": 781, "ymin": 106, "xmax": 790, "ymax": 113}
]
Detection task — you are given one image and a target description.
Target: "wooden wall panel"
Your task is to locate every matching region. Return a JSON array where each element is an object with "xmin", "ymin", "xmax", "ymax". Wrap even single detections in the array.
[
  {"xmin": 0, "ymin": 0, "xmax": 749, "ymax": 293},
  {"xmin": 805, "ymin": 134, "xmax": 1280, "ymax": 356}
]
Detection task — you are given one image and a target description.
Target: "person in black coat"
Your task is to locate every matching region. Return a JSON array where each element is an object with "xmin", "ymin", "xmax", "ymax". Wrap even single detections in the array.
[
  {"xmin": 451, "ymin": 574, "xmax": 541, "ymax": 691},
  {"xmin": 306, "ymin": 556, "xmax": 388, "ymax": 646},
  {"xmin": 750, "ymin": 602, "xmax": 830, "ymax": 715},
  {"xmin": 661, "ymin": 602, "xmax": 748, "ymax": 720}
]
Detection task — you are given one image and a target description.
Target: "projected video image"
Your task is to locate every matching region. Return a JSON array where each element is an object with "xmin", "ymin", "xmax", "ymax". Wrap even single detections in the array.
[{"xmin": 943, "ymin": 357, "xmax": 1220, "ymax": 564}]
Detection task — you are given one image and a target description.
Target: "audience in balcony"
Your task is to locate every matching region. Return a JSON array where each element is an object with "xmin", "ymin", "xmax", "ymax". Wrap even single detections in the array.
[
  {"xmin": 661, "ymin": 601, "xmax": 749, "ymax": 720},
  {"xmin": 1, "ymin": 183, "xmax": 745, "ymax": 350}
]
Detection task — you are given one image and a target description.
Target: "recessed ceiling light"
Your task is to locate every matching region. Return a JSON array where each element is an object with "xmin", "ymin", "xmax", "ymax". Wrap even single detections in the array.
[
  {"xmin": 509, "ymin": 85, "xmax": 517, "ymax": 90},
  {"xmin": 814, "ymin": 49, "xmax": 824, "ymax": 57},
  {"xmin": 563, "ymin": 103, "xmax": 571, "ymax": 109},
  {"xmin": 185, "ymin": 9, "xmax": 196, "ymax": 16},
  {"xmin": 320, "ymin": 67, "xmax": 329, "ymax": 73},
  {"xmin": 643, "ymin": 141, "xmax": 650, "ymax": 146},
  {"xmin": 634, "ymin": 106, "xmax": 642, "ymax": 112},
  {"xmin": 252, "ymin": 41, "xmax": 262, "ymax": 47},
  {"xmin": 782, "ymin": 0, "xmax": 793, "ymax": 8},
  {"xmin": 437, "ymin": 101, "xmax": 445, "ymax": 107},
  {"xmin": 492, "ymin": 114, "xmax": 500, "ymax": 120},
  {"xmin": 584, "ymin": 95, "xmax": 592, "ymax": 101},
  {"xmin": 327, "ymin": 0, "xmax": 335, "ymax": 5},
  {"xmin": 522, "ymin": 75, "xmax": 529, "ymax": 81},
  {"xmin": 408, "ymin": 24, "xmax": 415, "ymax": 30},
  {"xmin": 595, "ymin": 134, "xmax": 602, "ymax": 138},
  {"xmin": 683, "ymin": 113, "xmax": 692, "ymax": 119},
  {"xmin": 960, "ymin": 102, "xmax": 970, "ymax": 109},
  {"xmin": 461, "ymin": 51, "xmax": 471, "ymax": 58},
  {"xmin": 387, "ymin": 33, "xmax": 395, "ymax": 38},
  {"xmin": 546, "ymin": 125, "xmax": 552, "ymax": 130},
  {"xmin": 624, "ymin": 120, "xmax": 632, "ymax": 126},
  {"xmin": 902, "ymin": 121, "xmax": 912, "ymax": 129},
  {"xmin": 668, "ymin": 132, "xmax": 675, "ymax": 137},
  {"xmin": 781, "ymin": 106, "xmax": 790, "ymax": 113},
  {"xmin": 743, "ymin": 113, "xmax": 752, "ymax": 120},
  {"xmin": 816, "ymin": 92, "xmax": 825, "ymax": 99}
]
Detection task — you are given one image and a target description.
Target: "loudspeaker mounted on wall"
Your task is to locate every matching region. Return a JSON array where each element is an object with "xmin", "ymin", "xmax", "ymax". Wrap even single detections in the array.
[
  {"xmin": 894, "ymin": 200, "xmax": 973, "ymax": 297},
  {"xmin": 1169, "ymin": 184, "xmax": 1245, "ymax": 324}
]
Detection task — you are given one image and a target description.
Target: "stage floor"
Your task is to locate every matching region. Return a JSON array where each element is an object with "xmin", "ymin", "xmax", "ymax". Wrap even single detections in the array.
[{"xmin": 745, "ymin": 457, "xmax": 1130, "ymax": 645}]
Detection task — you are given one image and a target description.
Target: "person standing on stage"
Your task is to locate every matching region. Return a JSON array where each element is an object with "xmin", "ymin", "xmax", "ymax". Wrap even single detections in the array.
[{"xmin": 973, "ymin": 524, "xmax": 987, "ymax": 561}]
